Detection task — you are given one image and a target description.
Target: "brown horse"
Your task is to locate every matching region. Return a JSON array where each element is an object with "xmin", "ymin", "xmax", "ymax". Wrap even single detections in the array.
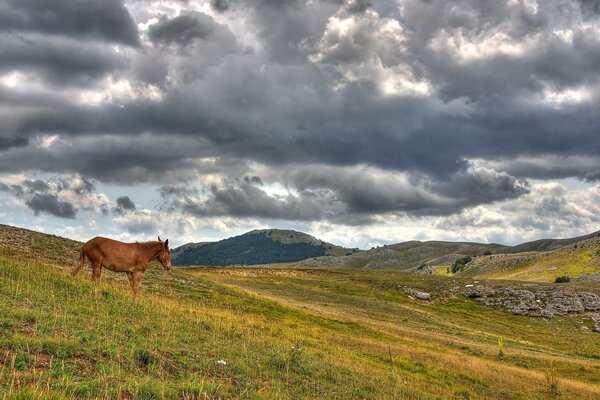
[{"xmin": 72, "ymin": 236, "xmax": 171, "ymax": 295}]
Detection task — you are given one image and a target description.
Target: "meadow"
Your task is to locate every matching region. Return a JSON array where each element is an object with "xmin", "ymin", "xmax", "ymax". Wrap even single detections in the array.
[{"xmin": 1, "ymin": 226, "xmax": 600, "ymax": 399}]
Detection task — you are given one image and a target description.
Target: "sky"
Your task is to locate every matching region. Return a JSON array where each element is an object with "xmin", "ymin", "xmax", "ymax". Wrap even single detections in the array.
[{"xmin": 1, "ymin": 0, "xmax": 600, "ymax": 249}]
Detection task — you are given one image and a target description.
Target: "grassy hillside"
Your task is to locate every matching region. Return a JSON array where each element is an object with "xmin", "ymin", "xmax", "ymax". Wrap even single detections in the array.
[
  {"xmin": 0, "ymin": 223, "xmax": 80, "ymax": 268},
  {"xmin": 499, "ymin": 231, "xmax": 600, "ymax": 254},
  {"xmin": 457, "ymin": 237, "xmax": 600, "ymax": 282},
  {"xmin": 171, "ymin": 229, "xmax": 357, "ymax": 266},
  {"xmin": 296, "ymin": 240, "xmax": 506, "ymax": 270},
  {"xmin": 2, "ymin": 224, "xmax": 600, "ymax": 399}
]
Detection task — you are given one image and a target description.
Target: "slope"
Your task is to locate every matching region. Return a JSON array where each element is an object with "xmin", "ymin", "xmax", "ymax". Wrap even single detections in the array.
[
  {"xmin": 499, "ymin": 230, "xmax": 600, "ymax": 254},
  {"xmin": 458, "ymin": 236, "xmax": 600, "ymax": 282},
  {"xmin": 296, "ymin": 240, "xmax": 506, "ymax": 270}
]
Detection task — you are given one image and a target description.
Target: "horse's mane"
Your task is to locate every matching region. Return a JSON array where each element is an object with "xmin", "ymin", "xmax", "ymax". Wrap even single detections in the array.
[{"xmin": 136, "ymin": 240, "xmax": 161, "ymax": 246}]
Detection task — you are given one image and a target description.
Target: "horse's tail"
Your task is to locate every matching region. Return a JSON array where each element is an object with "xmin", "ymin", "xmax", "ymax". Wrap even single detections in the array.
[{"xmin": 72, "ymin": 247, "xmax": 86, "ymax": 276}]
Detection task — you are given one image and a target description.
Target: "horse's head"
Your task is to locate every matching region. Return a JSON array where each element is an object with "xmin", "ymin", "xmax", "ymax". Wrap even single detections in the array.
[{"xmin": 157, "ymin": 236, "xmax": 172, "ymax": 271}]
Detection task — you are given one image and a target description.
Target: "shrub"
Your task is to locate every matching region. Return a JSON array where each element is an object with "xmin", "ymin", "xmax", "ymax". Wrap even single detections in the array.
[
  {"xmin": 450, "ymin": 256, "xmax": 472, "ymax": 274},
  {"xmin": 497, "ymin": 337, "xmax": 505, "ymax": 361},
  {"xmin": 483, "ymin": 250, "xmax": 492, "ymax": 256},
  {"xmin": 545, "ymin": 361, "xmax": 560, "ymax": 397},
  {"xmin": 554, "ymin": 276, "xmax": 571, "ymax": 283}
]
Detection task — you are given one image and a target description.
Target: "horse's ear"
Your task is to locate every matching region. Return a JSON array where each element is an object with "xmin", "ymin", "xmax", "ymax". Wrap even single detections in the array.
[
  {"xmin": 165, "ymin": 239, "xmax": 169, "ymax": 248},
  {"xmin": 158, "ymin": 236, "xmax": 162, "ymax": 242}
]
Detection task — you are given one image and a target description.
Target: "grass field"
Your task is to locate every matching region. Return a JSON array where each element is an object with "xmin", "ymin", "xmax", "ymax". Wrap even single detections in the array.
[{"xmin": 1, "ymin": 226, "xmax": 600, "ymax": 399}]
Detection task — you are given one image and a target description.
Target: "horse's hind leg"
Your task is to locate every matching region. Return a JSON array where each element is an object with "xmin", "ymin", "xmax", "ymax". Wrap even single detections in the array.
[{"xmin": 91, "ymin": 262, "xmax": 102, "ymax": 283}]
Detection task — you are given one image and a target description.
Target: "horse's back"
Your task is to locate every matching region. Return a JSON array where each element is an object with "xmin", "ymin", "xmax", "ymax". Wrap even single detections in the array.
[
  {"xmin": 83, "ymin": 237, "xmax": 140, "ymax": 270},
  {"xmin": 83, "ymin": 237, "xmax": 133, "ymax": 257}
]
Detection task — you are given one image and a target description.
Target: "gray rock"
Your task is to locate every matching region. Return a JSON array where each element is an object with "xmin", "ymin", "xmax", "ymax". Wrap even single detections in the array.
[
  {"xmin": 543, "ymin": 290, "xmax": 584, "ymax": 315},
  {"xmin": 501, "ymin": 288, "xmax": 539, "ymax": 315},
  {"xmin": 405, "ymin": 288, "xmax": 431, "ymax": 301},
  {"xmin": 541, "ymin": 309, "xmax": 555, "ymax": 318},
  {"xmin": 590, "ymin": 313, "xmax": 600, "ymax": 332},
  {"xmin": 465, "ymin": 285, "xmax": 496, "ymax": 298},
  {"xmin": 578, "ymin": 292, "xmax": 600, "ymax": 311},
  {"xmin": 463, "ymin": 284, "xmax": 600, "ymax": 323}
]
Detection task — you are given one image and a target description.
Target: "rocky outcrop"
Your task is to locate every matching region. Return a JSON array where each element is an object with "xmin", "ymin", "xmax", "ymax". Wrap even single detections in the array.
[
  {"xmin": 590, "ymin": 313, "xmax": 600, "ymax": 332},
  {"xmin": 463, "ymin": 285, "xmax": 600, "ymax": 319},
  {"xmin": 405, "ymin": 288, "xmax": 431, "ymax": 301}
]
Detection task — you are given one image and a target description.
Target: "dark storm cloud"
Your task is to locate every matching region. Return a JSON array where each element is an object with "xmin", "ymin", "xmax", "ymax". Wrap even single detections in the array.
[
  {"xmin": 2, "ymin": 0, "xmax": 600, "ymax": 222},
  {"xmin": 148, "ymin": 12, "xmax": 218, "ymax": 46},
  {"xmin": 26, "ymin": 193, "xmax": 76, "ymax": 218},
  {"xmin": 0, "ymin": 34, "xmax": 128, "ymax": 86},
  {"xmin": 275, "ymin": 164, "xmax": 528, "ymax": 217},
  {"xmin": 177, "ymin": 179, "xmax": 330, "ymax": 221},
  {"xmin": 347, "ymin": 0, "xmax": 372, "ymax": 14},
  {"xmin": 211, "ymin": 0, "xmax": 230, "ymax": 12},
  {"xmin": 585, "ymin": 170, "xmax": 600, "ymax": 182},
  {"xmin": 0, "ymin": 136, "xmax": 28, "ymax": 150},
  {"xmin": 165, "ymin": 163, "xmax": 527, "ymax": 223},
  {"xmin": 115, "ymin": 195, "xmax": 136, "ymax": 214},
  {"xmin": 430, "ymin": 167, "xmax": 529, "ymax": 206},
  {"xmin": 0, "ymin": 0, "xmax": 139, "ymax": 46}
]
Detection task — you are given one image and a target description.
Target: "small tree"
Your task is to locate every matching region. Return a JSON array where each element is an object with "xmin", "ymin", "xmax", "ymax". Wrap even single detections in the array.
[{"xmin": 554, "ymin": 276, "xmax": 571, "ymax": 283}]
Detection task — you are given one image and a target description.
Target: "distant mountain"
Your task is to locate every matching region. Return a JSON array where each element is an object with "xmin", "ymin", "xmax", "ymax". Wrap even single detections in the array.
[
  {"xmin": 296, "ymin": 240, "xmax": 507, "ymax": 270},
  {"xmin": 497, "ymin": 230, "xmax": 600, "ymax": 254},
  {"xmin": 171, "ymin": 229, "xmax": 359, "ymax": 266}
]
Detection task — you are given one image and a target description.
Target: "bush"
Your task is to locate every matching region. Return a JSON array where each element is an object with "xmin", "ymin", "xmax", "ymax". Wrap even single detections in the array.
[
  {"xmin": 483, "ymin": 250, "xmax": 492, "ymax": 256},
  {"xmin": 554, "ymin": 276, "xmax": 571, "ymax": 283},
  {"xmin": 450, "ymin": 256, "xmax": 472, "ymax": 274}
]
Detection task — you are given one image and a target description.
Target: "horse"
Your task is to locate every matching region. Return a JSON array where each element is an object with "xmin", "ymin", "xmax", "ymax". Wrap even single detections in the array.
[{"xmin": 72, "ymin": 236, "xmax": 171, "ymax": 295}]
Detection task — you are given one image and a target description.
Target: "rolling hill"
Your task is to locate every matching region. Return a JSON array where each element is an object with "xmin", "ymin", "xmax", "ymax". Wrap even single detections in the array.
[
  {"xmin": 171, "ymin": 229, "xmax": 359, "ymax": 266},
  {"xmin": 497, "ymin": 230, "xmax": 600, "ymax": 254},
  {"xmin": 456, "ymin": 235, "xmax": 600, "ymax": 282},
  {"xmin": 296, "ymin": 240, "xmax": 507, "ymax": 270}
]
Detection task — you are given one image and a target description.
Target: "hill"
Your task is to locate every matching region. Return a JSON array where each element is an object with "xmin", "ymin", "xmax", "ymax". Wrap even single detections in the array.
[
  {"xmin": 296, "ymin": 240, "xmax": 506, "ymax": 270},
  {"xmin": 498, "ymin": 230, "xmax": 600, "ymax": 254},
  {"xmin": 171, "ymin": 229, "xmax": 358, "ymax": 266},
  {"xmin": 455, "ymin": 236, "xmax": 600, "ymax": 282},
  {"xmin": 0, "ymin": 223, "xmax": 80, "ymax": 268}
]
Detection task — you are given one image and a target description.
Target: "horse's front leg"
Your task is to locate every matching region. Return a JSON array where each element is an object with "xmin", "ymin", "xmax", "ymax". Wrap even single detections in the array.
[
  {"xmin": 131, "ymin": 271, "xmax": 143, "ymax": 296},
  {"xmin": 126, "ymin": 272, "xmax": 135, "ymax": 295}
]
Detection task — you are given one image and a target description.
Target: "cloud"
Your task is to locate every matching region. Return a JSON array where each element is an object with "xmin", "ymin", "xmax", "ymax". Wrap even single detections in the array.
[
  {"xmin": 0, "ymin": 136, "xmax": 28, "ymax": 150},
  {"xmin": 162, "ymin": 164, "xmax": 528, "ymax": 223},
  {"xmin": 115, "ymin": 195, "xmax": 136, "ymax": 214},
  {"xmin": 1, "ymin": 0, "xmax": 599, "ymax": 184},
  {"xmin": 0, "ymin": 0, "xmax": 599, "ymax": 238},
  {"xmin": 26, "ymin": 193, "xmax": 76, "ymax": 218},
  {"xmin": 148, "ymin": 12, "xmax": 218, "ymax": 46},
  {"xmin": 0, "ymin": 0, "xmax": 139, "ymax": 46},
  {"xmin": 0, "ymin": 34, "xmax": 129, "ymax": 87},
  {"xmin": 176, "ymin": 178, "xmax": 331, "ymax": 221},
  {"xmin": 0, "ymin": 175, "xmax": 111, "ymax": 218}
]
